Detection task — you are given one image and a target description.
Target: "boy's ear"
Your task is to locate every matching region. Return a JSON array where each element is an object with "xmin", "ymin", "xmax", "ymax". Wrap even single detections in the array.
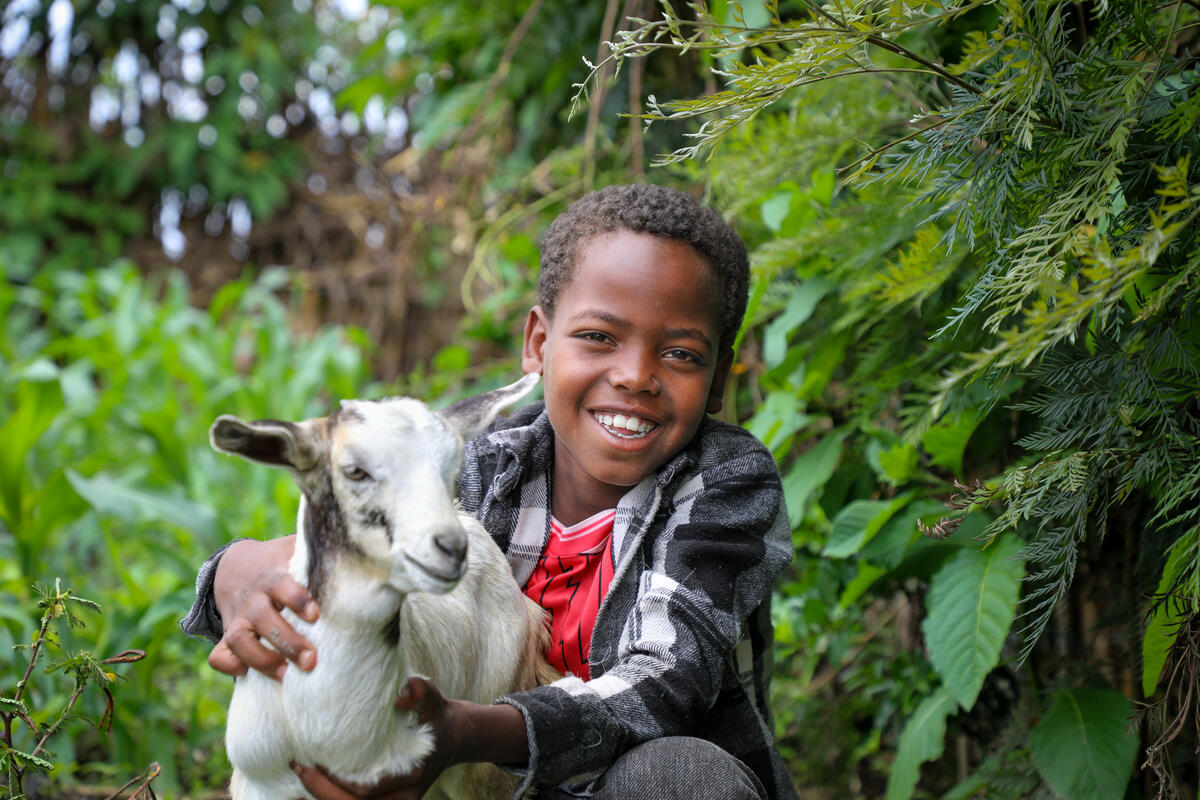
[
  {"xmin": 706, "ymin": 349, "xmax": 734, "ymax": 415},
  {"xmin": 522, "ymin": 305, "xmax": 549, "ymax": 375}
]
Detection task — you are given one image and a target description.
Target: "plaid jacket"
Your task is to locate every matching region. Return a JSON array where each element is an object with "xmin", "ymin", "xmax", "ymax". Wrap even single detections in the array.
[
  {"xmin": 182, "ymin": 403, "xmax": 797, "ymax": 799},
  {"xmin": 462, "ymin": 404, "xmax": 797, "ymax": 799}
]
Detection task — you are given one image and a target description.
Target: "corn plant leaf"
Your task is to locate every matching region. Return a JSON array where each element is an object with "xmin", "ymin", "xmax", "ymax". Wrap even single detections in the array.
[
  {"xmin": 65, "ymin": 469, "xmax": 219, "ymax": 538},
  {"xmin": 922, "ymin": 535, "xmax": 1025, "ymax": 708},
  {"xmin": 885, "ymin": 687, "xmax": 956, "ymax": 800},
  {"xmin": 1030, "ymin": 688, "xmax": 1137, "ymax": 800},
  {"xmin": 0, "ymin": 364, "xmax": 64, "ymax": 530}
]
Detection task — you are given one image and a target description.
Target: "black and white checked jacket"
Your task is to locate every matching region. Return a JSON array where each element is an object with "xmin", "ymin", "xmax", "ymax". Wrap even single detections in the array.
[{"xmin": 462, "ymin": 404, "xmax": 797, "ymax": 799}]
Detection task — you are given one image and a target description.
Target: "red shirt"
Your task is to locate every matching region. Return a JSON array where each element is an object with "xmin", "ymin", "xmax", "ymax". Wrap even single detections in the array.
[{"xmin": 523, "ymin": 509, "xmax": 617, "ymax": 680}]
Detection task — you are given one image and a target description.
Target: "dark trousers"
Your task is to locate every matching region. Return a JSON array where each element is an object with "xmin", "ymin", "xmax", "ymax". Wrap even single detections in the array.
[{"xmin": 547, "ymin": 736, "xmax": 768, "ymax": 800}]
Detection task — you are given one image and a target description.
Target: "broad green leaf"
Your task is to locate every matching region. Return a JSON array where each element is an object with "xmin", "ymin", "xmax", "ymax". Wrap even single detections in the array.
[
  {"xmin": 65, "ymin": 469, "xmax": 219, "ymax": 538},
  {"xmin": 744, "ymin": 391, "xmax": 811, "ymax": 456},
  {"xmin": 1030, "ymin": 688, "xmax": 1137, "ymax": 800},
  {"xmin": 921, "ymin": 411, "xmax": 982, "ymax": 475},
  {"xmin": 781, "ymin": 433, "xmax": 844, "ymax": 526},
  {"xmin": 760, "ymin": 190, "xmax": 794, "ymax": 233},
  {"xmin": 885, "ymin": 687, "xmax": 956, "ymax": 800},
  {"xmin": 922, "ymin": 535, "xmax": 1024, "ymax": 708},
  {"xmin": 1142, "ymin": 530, "xmax": 1198, "ymax": 695},
  {"xmin": 859, "ymin": 499, "xmax": 950, "ymax": 569},
  {"xmin": 878, "ymin": 442, "xmax": 919, "ymax": 484},
  {"xmin": 824, "ymin": 492, "xmax": 915, "ymax": 559},
  {"xmin": 839, "ymin": 561, "xmax": 886, "ymax": 609},
  {"xmin": 762, "ymin": 279, "xmax": 832, "ymax": 369}
]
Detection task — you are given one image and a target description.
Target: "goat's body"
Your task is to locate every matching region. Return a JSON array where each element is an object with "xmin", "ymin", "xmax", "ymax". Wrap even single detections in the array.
[
  {"xmin": 211, "ymin": 375, "xmax": 553, "ymax": 800},
  {"xmin": 226, "ymin": 510, "xmax": 549, "ymax": 800}
]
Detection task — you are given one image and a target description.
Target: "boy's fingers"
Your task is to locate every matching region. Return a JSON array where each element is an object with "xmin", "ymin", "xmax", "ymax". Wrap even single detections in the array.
[
  {"xmin": 292, "ymin": 762, "xmax": 419, "ymax": 800},
  {"xmin": 395, "ymin": 676, "xmax": 423, "ymax": 709},
  {"xmin": 244, "ymin": 593, "xmax": 317, "ymax": 670},
  {"xmin": 266, "ymin": 572, "xmax": 319, "ymax": 623},
  {"xmin": 207, "ymin": 640, "xmax": 248, "ymax": 677},
  {"xmin": 222, "ymin": 618, "xmax": 287, "ymax": 680},
  {"xmin": 395, "ymin": 676, "xmax": 445, "ymax": 728},
  {"xmin": 292, "ymin": 763, "xmax": 360, "ymax": 800}
]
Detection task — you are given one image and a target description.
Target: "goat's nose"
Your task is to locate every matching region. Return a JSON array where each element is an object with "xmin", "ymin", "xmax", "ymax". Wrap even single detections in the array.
[{"xmin": 433, "ymin": 526, "xmax": 468, "ymax": 566}]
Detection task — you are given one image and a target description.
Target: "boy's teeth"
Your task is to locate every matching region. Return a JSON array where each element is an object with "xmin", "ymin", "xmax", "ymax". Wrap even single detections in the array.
[{"xmin": 596, "ymin": 412, "xmax": 654, "ymax": 435}]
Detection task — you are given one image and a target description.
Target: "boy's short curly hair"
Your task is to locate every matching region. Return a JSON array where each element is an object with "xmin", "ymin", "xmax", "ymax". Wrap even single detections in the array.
[{"xmin": 538, "ymin": 184, "xmax": 749, "ymax": 350}]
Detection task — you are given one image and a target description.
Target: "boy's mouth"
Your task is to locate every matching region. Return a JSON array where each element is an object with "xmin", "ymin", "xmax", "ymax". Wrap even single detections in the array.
[{"xmin": 592, "ymin": 411, "xmax": 659, "ymax": 440}]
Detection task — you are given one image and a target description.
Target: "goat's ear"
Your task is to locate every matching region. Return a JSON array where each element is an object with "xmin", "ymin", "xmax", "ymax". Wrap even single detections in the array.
[
  {"xmin": 437, "ymin": 373, "xmax": 540, "ymax": 442},
  {"xmin": 210, "ymin": 415, "xmax": 323, "ymax": 472}
]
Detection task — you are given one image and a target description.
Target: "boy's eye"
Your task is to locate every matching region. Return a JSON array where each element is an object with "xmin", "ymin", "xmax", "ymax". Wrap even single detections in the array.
[
  {"xmin": 664, "ymin": 348, "xmax": 705, "ymax": 364},
  {"xmin": 576, "ymin": 331, "xmax": 613, "ymax": 344}
]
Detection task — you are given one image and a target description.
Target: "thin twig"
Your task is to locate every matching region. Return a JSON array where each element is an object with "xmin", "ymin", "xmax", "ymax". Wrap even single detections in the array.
[
  {"xmin": 102, "ymin": 762, "xmax": 162, "ymax": 800},
  {"xmin": 584, "ymin": 0, "xmax": 622, "ymax": 189}
]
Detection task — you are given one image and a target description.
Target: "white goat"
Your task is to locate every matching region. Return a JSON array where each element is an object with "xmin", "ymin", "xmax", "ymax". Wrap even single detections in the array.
[{"xmin": 209, "ymin": 374, "xmax": 555, "ymax": 800}]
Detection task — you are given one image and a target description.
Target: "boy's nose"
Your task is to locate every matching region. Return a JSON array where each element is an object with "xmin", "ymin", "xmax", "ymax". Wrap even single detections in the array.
[{"xmin": 610, "ymin": 350, "xmax": 660, "ymax": 394}]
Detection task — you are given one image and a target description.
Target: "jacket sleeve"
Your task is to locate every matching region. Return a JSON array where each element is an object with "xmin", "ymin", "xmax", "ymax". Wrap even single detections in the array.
[
  {"xmin": 178, "ymin": 539, "xmax": 242, "ymax": 643},
  {"xmin": 497, "ymin": 440, "xmax": 792, "ymax": 794}
]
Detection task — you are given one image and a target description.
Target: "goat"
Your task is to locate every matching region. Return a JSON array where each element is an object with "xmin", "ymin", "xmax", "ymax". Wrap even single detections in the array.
[{"xmin": 208, "ymin": 373, "xmax": 555, "ymax": 800}]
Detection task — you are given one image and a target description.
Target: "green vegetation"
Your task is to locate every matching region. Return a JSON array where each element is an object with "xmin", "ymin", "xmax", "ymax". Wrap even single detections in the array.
[
  {"xmin": 2, "ymin": 0, "xmax": 1198, "ymax": 797},
  {"xmin": 2, "ymin": 581, "xmax": 152, "ymax": 799}
]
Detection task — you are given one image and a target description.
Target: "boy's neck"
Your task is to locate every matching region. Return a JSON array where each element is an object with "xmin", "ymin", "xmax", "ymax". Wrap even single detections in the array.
[{"xmin": 550, "ymin": 468, "xmax": 627, "ymax": 528}]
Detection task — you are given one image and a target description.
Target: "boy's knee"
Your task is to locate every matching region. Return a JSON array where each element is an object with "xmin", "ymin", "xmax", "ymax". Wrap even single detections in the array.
[{"xmin": 593, "ymin": 736, "xmax": 766, "ymax": 800}]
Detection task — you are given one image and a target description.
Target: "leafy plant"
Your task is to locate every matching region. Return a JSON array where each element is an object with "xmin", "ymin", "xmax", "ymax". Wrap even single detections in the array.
[
  {"xmin": 0, "ymin": 261, "xmax": 377, "ymax": 793},
  {"xmin": 575, "ymin": 0, "xmax": 1200, "ymax": 796},
  {"xmin": 1, "ymin": 579, "xmax": 154, "ymax": 799}
]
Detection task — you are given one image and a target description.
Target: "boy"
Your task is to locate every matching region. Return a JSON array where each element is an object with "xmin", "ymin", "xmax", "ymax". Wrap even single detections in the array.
[{"xmin": 183, "ymin": 184, "xmax": 798, "ymax": 800}]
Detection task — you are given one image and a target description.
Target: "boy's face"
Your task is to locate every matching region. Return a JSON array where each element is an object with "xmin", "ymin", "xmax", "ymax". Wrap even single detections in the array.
[{"xmin": 523, "ymin": 229, "xmax": 731, "ymax": 520}]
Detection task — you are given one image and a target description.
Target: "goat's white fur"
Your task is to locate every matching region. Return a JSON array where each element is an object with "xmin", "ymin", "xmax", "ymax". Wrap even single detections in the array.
[{"xmin": 210, "ymin": 374, "xmax": 553, "ymax": 800}]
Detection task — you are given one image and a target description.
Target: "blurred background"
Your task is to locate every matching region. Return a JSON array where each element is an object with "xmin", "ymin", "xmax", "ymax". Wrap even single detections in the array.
[{"xmin": 2, "ymin": 1, "xmax": 1198, "ymax": 798}]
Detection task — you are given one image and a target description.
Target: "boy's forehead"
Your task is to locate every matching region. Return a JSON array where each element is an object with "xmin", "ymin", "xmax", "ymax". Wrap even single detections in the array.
[
  {"xmin": 560, "ymin": 230, "xmax": 722, "ymax": 334},
  {"xmin": 571, "ymin": 230, "xmax": 716, "ymax": 286}
]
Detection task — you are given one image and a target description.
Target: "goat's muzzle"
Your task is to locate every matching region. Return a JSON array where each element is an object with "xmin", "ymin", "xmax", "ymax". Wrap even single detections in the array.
[{"xmin": 402, "ymin": 524, "xmax": 470, "ymax": 590}]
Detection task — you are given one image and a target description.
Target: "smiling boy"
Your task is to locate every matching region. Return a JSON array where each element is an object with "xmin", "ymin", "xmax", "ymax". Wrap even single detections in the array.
[{"xmin": 183, "ymin": 184, "xmax": 797, "ymax": 799}]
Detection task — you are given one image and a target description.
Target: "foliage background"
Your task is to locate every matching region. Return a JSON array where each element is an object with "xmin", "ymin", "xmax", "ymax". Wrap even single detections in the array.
[{"xmin": 2, "ymin": 0, "xmax": 1198, "ymax": 798}]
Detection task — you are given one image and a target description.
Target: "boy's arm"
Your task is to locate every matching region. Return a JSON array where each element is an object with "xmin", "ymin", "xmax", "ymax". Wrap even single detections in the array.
[
  {"xmin": 294, "ymin": 676, "xmax": 529, "ymax": 800},
  {"xmin": 181, "ymin": 535, "xmax": 318, "ymax": 680}
]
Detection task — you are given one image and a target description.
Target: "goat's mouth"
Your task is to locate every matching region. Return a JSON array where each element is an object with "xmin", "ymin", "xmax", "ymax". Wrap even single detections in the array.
[{"xmin": 403, "ymin": 553, "xmax": 466, "ymax": 587}]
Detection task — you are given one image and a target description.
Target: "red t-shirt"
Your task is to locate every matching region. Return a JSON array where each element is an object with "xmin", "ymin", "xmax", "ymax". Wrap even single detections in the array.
[{"xmin": 523, "ymin": 509, "xmax": 617, "ymax": 680}]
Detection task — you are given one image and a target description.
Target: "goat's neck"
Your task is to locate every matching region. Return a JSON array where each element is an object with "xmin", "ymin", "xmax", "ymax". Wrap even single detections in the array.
[{"xmin": 290, "ymin": 498, "xmax": 404, "ymax": 628}]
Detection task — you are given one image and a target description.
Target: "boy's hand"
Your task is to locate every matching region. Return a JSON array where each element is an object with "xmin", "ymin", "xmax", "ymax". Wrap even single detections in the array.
[
  {"xmin": 210, "ymin": 535, "xmax": 318, "ymax": 681},
  {"xmin": 292, "ymin": 677, "xmax": 451, "ymax": 799}
]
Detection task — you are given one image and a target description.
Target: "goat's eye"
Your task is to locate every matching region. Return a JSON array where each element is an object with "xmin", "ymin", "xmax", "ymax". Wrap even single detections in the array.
[{"xmin": 342, "ymin": 465, "xmax": 371, "ymax": 482}]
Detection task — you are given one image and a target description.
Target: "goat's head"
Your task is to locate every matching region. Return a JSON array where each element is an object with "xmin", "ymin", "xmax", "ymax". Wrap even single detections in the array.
[{"xmin": 208, "ymin": 373, "xmax": 539, "ymax": 599}]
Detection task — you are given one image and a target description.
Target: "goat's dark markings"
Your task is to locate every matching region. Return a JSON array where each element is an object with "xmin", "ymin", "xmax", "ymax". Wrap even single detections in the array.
[
  {"xmin": 381, "ymin": 612, "xmax": 401, "ymax": 648},
  {"xmin": 303, "ymin": 472, "xmax": 362, "ymax": 603},
  {"xmin": 359, "ymin": 507, "xmax": 392, "ymax": 544}
]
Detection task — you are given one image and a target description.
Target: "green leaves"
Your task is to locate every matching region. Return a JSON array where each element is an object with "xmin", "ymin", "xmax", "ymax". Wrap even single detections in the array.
[
  {"xmin": 1030, "ymin": 689, "xmax": 1137, "ymax": 800},
  {"xmin": 65, "ymin": 470, "xmax": 219, "ymax": 540},
  {"xmin": 922, "ymin": 535, "xmax": 1025, "ymax": 708},
  {"xmin": 824, "ymin": 493, "xmax": 915, "ymax": 559},
  {"xmin": 0, "ymin": 364, "xmax": 64, "ymax": 533},
  {"xmin": 1141, "ymin": 530, "xmax": 1199, "ymax": 695},
  {"xmin": 885, "ymin": 688, "xmax": 956, "ymax": 800},
  {"xmin": 762, "ymin": 279, "xmax": 833, "ymax": 369}
]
